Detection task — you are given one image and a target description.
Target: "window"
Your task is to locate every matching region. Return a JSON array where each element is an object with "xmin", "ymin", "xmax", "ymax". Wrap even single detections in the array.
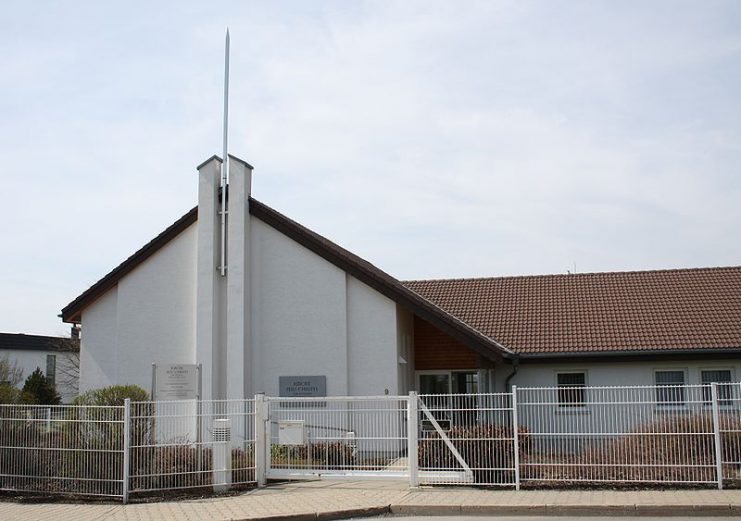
[
  {"xmin": 701, "ymin": 369, "xmax": 733, "ymax": 406},
  {"xmin": 655, "ymin": 370, "xmax": 685, "ymax": 406},
  {"xmin": 557, "ymin": 372, "xmax": 586, "ymax": 407},
  {"xmin": 46, "ymin": 354, "xmax": 56, "ymax": 386}
]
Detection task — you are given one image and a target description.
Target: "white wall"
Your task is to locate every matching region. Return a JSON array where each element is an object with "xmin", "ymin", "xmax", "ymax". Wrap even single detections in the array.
[
  {"xmin": 494, "ymin": 358, "xmax": 741, "ymax": 442},
  {"xmin": 249, "ymin": 217, "xmax": 401, "ymax": 398},
  {"xmin": 1, "ymin": 349, "xmax": 78, "ymax": 403},
  {"xmin": 78, "ymin": 213, "xmax": 405, "ymax": 399},
  {"xmin": 79, "ymin": 288, "xmax": 118, "ymax": 392},
  {"xmin": 250, "ymin": 218, "xmax": 349, "ymax": 396},
  {"xmin": 79, "ymin": 223, "xmax": 198, "ymax": 395},
  {"xmin": 347, "ymin": 276, "xmax": 399, "ymax": 396}
]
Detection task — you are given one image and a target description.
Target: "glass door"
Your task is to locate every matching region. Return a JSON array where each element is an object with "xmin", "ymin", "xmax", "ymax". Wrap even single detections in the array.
[{"xmin": 418, "ymin": 372, "xmax": 451, "ymax": 429}]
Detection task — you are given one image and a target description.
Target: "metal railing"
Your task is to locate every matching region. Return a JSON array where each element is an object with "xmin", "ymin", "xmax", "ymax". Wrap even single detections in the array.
[
  {"xmin": 0, "ymin": 403, "xmax": 125, "ymax": 497},
  {"xmin": 417, "ymin": 392, "xmax": 516, "ymax": 486},
  {"xmin": 2, "ymin": 383, "xmax": 741, "ymax": 501},
  {"xmin": 516, "ymin": 384, "xmax": 721, "ymax": 485},
  {"xmin": 128, "ymin": 399, "xmax": 256, "ymax": 497}
]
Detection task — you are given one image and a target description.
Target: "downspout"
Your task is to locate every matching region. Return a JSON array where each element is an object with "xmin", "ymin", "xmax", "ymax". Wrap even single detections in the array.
[{"xmin": 504, "ymin": 357, "xmax": 519, "ymax": 392}]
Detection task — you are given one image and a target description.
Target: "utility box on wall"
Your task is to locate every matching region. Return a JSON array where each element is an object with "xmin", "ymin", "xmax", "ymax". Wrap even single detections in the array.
[{"xmin": 278, "ymin": 420, "xmax": 305, "ymax": 445}]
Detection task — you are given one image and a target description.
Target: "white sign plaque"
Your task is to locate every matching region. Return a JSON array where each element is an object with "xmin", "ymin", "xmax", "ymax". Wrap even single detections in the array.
[{"xmin": 153, "ymin": 363, "xmax": 199, "ymax": 400}]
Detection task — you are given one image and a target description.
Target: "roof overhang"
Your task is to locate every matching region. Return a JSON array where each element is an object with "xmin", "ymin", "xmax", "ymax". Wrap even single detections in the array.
[
  {"xmin": 61, "ymin": 207, "xmax": 198, "ymax": 323},
  {"xmin": 516, "ymin": 348, "xmax": 741, "ymax": 364}
]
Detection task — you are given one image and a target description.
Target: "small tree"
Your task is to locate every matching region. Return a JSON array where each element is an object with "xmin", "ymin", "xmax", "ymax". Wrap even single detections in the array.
[
  {"xmin": 55, "ymin": 335, "xmax": 80, "ymax": 399},
  {"xmin": 22, "ymin": 368, "xmax": 61, "ymax": 405}
]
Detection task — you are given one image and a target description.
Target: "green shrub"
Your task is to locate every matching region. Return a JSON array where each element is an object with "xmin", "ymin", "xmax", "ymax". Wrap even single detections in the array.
[
  {"xmin": 73, "ymin": 384, "xmax": 149, "ymax": 406},
  {"xmin": 270, "ymin": 442, "xmax": 355, "ymax": 469},
  {"xmin": 0, "ymin": 383, "xmax": 34, "ymax": 405},
  {"xmin": 309, "ymin": 441, "xmax": 356, "ymax": 468},
  {"xmin": 22, "ymin": 368, "xmax": 61, "ymax": 405}
]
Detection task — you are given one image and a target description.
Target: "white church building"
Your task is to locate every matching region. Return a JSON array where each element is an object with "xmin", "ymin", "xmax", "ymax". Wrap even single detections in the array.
[{"xmin": 61, "ymin": 155, "xmax": 741, "ymax": 402}]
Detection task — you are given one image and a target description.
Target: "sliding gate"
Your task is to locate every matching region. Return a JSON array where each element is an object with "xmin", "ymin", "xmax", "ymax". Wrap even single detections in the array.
[
  {"xmin": 265, "ymin": 395, "xmax": 410, "ymax": 479},
  {"xmin": 263, "ymin": 392, "xmax": 517, "ymax": 486}
]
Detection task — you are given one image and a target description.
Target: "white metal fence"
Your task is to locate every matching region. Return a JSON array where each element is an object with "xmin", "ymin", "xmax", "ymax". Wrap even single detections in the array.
[
  {"xmin": 264, "ymin": 395, "xmax": 408, "ymax": 480},
  {"xmin": 517, "ymin": 384, "xmax": 719, "ymax": 485},
  {"xmin": 0, "ymin": 404, "xmax": 125, "ymax": 497},
  {"xmin": 128, "ymin": 399, "xmax": 256, "ymax": 496},
  {"xmin": 2, "ymin": 383, "xmax": 741, "ymax": 502},
  {"xmin": 417, "ymin": 393, "xmax": 517, "ymax": 486}
]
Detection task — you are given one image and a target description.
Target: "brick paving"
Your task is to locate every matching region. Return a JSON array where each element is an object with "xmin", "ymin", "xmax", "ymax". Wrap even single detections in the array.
[{"xmin": 3, "ymin": 481, "xmax": 741, "ymax": 520}]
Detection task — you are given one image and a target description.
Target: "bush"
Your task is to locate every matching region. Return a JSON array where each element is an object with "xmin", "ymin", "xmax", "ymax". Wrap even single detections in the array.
[
  {"xmin": 521, "ymin": 413, "xmax": 741, "ymax": 485},
  {"xmin": 418, "ymin": 424, "xmax": 529, "ymax": 484},
  {"xmin": 309, "ymin": 441, "xmax": 356, "ymax": 468},
  {"xmin": 271, "ymin": 441, "xmax": 356, "ymax": 469},
  {"xmin": 22, "ymin": 368, "xmax": 60, "ymax": 405},
  {"xmin": 73, "ymin": 384, "xmax": 149, "ymax": 406},
  {"xmin": 0, "ymin": 383, "xmax": 34, "ymax": 405}
]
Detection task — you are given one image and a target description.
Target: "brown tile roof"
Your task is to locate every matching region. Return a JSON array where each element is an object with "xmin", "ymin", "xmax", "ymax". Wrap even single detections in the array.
[{"xmin": 403, "ymin": 267, "xmax": 741, "ymax": 356}]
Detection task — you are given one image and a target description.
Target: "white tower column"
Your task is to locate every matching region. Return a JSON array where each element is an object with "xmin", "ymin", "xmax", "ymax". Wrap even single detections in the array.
[
  {"xmin": 195, "ymin": 155, "xmax": 224, "ymax": 401},
  {"xmin": 225, "ymin": 155, "xmax": 253, "ymax": 399}
]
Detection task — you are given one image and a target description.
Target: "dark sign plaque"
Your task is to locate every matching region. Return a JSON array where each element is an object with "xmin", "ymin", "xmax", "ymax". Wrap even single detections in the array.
[{"xmin": 279, "ymin": 376, "xmax": 327, "ymax": 397}]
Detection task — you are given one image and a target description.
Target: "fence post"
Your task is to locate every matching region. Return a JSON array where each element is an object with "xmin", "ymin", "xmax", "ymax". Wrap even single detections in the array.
[
  {"xmin": 511, "ymin": 385, "xmax": 520, "ymax": 491},
  {"xmin": 254, "ymin": 394, "xmax": 268, "ymax": 487},
  {"xmin": 711, "ymin": 383, "xmax": 723, "ymax": 490},
  {"xmin": 122, "ymin": 398, "xmax": 131, "ymax": 503},
  {"xmin": 407, "ymin": 391, "xmax": 419, "ymax": 487}
]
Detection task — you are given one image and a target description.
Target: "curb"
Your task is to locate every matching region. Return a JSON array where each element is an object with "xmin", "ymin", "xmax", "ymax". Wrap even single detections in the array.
[
  {"xmin": 232, "ymin": 506, "xmax": 392, "ymax": 521},
  {"xmin": 386, "ymin": 503, "xmax": 738, "ymax": 518}
]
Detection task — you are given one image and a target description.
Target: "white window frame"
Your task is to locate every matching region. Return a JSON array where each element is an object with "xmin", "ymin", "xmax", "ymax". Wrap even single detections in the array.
[
  {"xmin": 700, "ymin": 367, "xmax": 736, "ymax": 407},
  {"xmin": 555, "ymin": 370, "xmax": 588, "ymax": 409},
  {"xmin": 654, "ymin": 368, "xmax": 688, "ymax": 408},
  {"xmin": 416, "ymin": 370, "xmax": 452, "ymax": 394},
  {"xmin": 416, "ymin": 369, "xmax": 480, "ymax": 394}
]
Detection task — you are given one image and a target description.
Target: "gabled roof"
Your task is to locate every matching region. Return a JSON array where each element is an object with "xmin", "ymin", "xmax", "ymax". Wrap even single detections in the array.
[
  {"xmin": 61, "ymin": 198, "xmax": 514, "ymax": 361},
  {"xmin": 60, "ymin": 207, "xmax": 198, "ymax": 323},
  {"xmin": 403, "ymin": 267, "xmax": 741, "ymax": 357},
  {"xmin": 0, "ymin": 333, "xmax": 78, "ymax": 352}
]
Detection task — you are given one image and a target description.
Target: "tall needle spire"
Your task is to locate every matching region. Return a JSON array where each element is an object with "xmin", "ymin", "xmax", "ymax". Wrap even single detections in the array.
[{"xmin": 220, "ymin": 28, "xmax": 230, "ymax": 277}]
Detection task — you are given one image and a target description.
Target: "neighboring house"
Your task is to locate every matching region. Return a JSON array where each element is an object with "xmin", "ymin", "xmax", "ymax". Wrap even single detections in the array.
[
  {"xmin": 0, "ymin": 331, "xmax": 80, "ymax": 403},
  {"xmin": 60, "ymin": 155, "xmax": 741, "ymax": 403}
]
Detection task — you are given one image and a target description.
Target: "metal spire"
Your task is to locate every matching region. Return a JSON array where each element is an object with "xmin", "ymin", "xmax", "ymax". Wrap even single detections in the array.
[{"xmin": 220, "ymin": 28, "xmax": 230, "ymax": 276}]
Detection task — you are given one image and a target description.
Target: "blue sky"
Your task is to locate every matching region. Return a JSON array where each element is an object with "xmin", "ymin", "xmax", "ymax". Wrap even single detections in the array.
[{"xmin": 1, "ymin": 0, "xmax": 740, "ymax": 336}]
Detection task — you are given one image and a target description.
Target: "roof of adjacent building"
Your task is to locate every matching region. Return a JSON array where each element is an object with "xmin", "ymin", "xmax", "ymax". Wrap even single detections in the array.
[
  {"xmin": 403, "ymin": 266, "xmax": 741, "ymax": 356},
  {"xmin": 0, "ymin": 333, "xmax": 78, "ymax": 352}
]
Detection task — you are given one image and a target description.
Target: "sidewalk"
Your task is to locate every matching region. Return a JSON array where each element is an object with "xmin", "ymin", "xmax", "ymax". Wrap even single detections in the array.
[{"xmin": 3, "ymin": 480, "xmax": 741, "ymax": 520}]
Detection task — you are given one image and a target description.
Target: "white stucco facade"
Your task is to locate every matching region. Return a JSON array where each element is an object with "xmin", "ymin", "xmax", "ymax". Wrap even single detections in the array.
[
  {"xmin": 77, "ymin": 156, "xmax": 406, "ymax": 400},
  {"xmin": 79, "ymin": 223, "xmax": 198, "ymax": 393}
]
